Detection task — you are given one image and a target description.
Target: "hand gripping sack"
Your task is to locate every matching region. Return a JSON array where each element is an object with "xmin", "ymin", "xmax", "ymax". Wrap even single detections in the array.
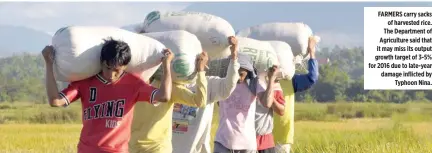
[
  {"xmin": 267, "ymin": 41, "xmax": 296, "ymax": 80},
  {"xmin": 143, "ymin": 30, "xmax": 202, "ymax": 84},
  {"xmin": 141, "ymin": 10, "xmax": 235, "ymax": 59},
  {"xmin": 52, "ymin": 26, "xmax": 165, "ymax": 82},
  {"xmin": 237, "ymin": 37, "xmax": 279, "ymax": 77},
  {"xmin": 236, "ymin": 22, "xmax": 317, "ymax": 58},
  {"xmin": 207, "ymin": 37, "xmax": 279, "ymax": 77}
]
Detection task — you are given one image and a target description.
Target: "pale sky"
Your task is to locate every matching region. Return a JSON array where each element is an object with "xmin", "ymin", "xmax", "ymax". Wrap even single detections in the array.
[
  {"xmin": 0, "ymin": 2, "xmax": 190, "ymax": 35},
  {"xmin": 7, "ymin": 1, "xmax": 415, "ymax": 48},
  {"xmin": 1, "ymin": 2, "xmax": 431, "ymax": 48}
]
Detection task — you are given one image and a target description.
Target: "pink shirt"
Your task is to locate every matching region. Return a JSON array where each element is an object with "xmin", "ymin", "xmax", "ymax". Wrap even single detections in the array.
[{"xmin": 215, "ymin": 82, "xmax": 265, "ymax": 150}]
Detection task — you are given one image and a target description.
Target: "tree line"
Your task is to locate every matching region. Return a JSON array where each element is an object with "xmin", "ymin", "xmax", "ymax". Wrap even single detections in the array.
[
  {"xmin": 0, "ymin": 47, "xmax": 430, "ymax": 103},
  {"xmin": 295, "ymin": 46, "xmax": 429, "ymax": 103}
]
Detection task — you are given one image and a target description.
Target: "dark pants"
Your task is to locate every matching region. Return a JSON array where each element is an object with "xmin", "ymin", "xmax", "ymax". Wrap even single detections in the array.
[
  {"xmin": 213, "ymin": 141, "xmax": 256, "ymax": 153},
  {"xmin": 258, "ymin": 147, "xmax": 276, "ymax": 153}
]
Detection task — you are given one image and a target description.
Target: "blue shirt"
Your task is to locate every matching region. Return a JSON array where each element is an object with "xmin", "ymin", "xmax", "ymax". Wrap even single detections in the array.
[{"xmin": 292, "ymin": 59, "xmax": 319, "ymax": 93}]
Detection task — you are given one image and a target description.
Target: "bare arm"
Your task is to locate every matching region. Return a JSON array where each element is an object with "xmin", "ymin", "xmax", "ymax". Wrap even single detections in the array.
[
  {"xmin": 271, "ymin": 90, "xmax": 285, "ymax": 116},
  {"xmin": 42, "ymin": 46, "xmax": 71, "ymax": 107},
  {"xmin": 258, "ymin": 65, "xmax": 279, "ymax": 108},
  {"xmin": 153, "ymin": 49, "xmax": 173, "ymax": 102},
  {"xmin": 45, "ymin": 63, "xmax": 66, "ymax": 107},
  {"xmin": 258, "ymin": 80, "xmax": 275, "ymax": 108}
]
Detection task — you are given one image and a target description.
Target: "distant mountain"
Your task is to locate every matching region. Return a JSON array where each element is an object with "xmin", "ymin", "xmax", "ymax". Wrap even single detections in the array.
[
  {"xmin": 3, "ymin": 2, "xmax": 431, "ymax": 57},
  {"xmin": 0, "ymin": 25, "xmax": 51, "ymax": 56},
  {"xmin": 0, "ymin": 24, "xmax": 144, "ymax": 57}
]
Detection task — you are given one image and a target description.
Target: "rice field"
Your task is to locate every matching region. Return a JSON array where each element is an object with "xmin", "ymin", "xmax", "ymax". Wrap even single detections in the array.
[{"xmin": 0, "ymin": 102, "xmax": 432, "ymax": 153}]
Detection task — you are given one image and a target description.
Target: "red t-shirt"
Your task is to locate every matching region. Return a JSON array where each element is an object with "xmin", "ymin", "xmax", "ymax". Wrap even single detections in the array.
[
  {"xmin": 256, "ymin": 89, "xmax": 286, "ymax": 150},
  {"xmin": 60, "ymin": 72, "xmax": 158, "ymax": 153}
]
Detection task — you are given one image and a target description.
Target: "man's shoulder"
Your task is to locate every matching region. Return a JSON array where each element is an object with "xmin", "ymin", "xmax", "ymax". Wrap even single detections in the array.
[
  {"xmin": 119, "ymin": 73, "xmax": 153, "ymax": 91},
  {"xmin": 121, "ymin": 73, "xmax": 146, "ymax": 83},
  {"xmin": 70, "ymin": 76, "xmax": 97, "ymax": 86}
]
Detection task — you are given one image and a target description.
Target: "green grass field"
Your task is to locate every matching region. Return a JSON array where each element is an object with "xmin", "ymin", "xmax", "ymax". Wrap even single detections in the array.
[{"xmin": 1, "ymin": 102, "xmax": 432, "ymax": 153}]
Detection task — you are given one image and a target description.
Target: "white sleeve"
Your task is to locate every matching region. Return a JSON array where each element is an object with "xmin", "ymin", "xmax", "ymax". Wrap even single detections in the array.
[{"xmin": 207, "ymin": 59, "xmax": 240, "ymax": 103}]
